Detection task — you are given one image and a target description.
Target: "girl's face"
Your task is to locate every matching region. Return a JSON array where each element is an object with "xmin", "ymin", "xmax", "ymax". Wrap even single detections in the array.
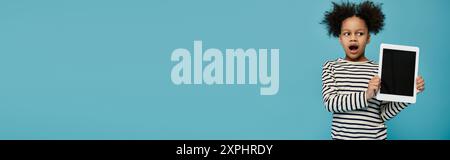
[{"xmin": 339, "ymin": 16, "xmax": 370, "ymax": 62}]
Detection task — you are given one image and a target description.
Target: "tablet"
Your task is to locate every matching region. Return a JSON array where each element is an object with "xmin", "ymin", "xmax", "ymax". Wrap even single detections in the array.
[{"xmin": 376, "ymin": 43, "xmax": 419, "ymax": 103}]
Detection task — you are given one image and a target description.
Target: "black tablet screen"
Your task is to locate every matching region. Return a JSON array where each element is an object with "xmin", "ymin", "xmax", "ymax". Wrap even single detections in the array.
[{"xmin": 380, "ymin": 49, "xmax": 416, "ymax": 96}]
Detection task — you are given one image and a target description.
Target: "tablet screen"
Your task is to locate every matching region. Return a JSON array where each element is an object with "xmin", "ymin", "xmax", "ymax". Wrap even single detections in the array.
[{"xmin": 380, "ymin": 49, "xmax": 416, "ymax": 96}]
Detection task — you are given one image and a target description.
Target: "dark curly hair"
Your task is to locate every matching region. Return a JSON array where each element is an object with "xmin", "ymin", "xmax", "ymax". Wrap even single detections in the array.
[{"xmin": 321, "ymin": 1, "xmax": 385, "ymax": 37}]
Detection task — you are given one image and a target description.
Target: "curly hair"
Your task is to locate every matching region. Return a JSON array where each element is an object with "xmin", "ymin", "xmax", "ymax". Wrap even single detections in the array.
[{"xmin": 321, "ymin": 1, "xmax": 385, "ymax": 37}]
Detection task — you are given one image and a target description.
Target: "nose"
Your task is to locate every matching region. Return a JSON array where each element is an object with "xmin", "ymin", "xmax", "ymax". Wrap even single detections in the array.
[{"xmin": 350, "ymin": 34, "xmax": 357, "ymax": 42}]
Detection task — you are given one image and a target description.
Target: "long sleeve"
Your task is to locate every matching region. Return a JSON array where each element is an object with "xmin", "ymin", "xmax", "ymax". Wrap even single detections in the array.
[
  {"xmin": 321, "ymin": 62, "xmax": 369, "ymax": 113},
  {"xmin": 380, "ymin": 101, "xmax": 409, "ymax": 121}
]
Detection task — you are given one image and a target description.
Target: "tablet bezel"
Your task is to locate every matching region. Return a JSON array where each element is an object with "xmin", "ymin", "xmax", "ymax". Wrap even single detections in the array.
[{"xmin": 376, "ymin": 43, "xmax": 419, "ymax": 103}]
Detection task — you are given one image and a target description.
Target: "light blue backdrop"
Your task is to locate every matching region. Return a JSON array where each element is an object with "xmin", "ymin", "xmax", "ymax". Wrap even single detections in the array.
[{"xmin": 0, "ymin": 0, "xmax": 449, "ymax": 139}]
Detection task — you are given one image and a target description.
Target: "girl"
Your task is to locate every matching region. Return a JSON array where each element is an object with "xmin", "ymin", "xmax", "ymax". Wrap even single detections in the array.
[{"xmin": 321, "ymin": 1, "xmax": 425, "ymax": 140}]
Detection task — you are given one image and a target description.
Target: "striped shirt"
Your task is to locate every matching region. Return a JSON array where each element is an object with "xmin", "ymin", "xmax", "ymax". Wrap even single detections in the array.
[{"xmin": 321, "ymin": 58, "xmax": 409, "ymax": 140}]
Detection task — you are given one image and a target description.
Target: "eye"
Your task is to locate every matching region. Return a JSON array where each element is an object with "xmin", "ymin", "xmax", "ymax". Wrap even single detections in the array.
[
  {"xmin": 356, "ymin": 32, "xmax": 365, "ymax": 36},
  {"xmin": 342, "ymin": 32, "xmax": 350, "ymax": 36}
]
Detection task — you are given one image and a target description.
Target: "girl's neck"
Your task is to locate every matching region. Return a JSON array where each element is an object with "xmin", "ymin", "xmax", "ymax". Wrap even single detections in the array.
[{"xmin": 344, "ymin": 56, "xmax": 369, "ymax": 62}]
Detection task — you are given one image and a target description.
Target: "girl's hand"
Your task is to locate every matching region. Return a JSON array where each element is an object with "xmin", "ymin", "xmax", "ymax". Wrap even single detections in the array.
[
  {"xmin": 417, "ymin": 76, "xmax": 425, "ymax": 93},
  {"xmin": 366, "ymin": 75, "xmax": 381, "ymax": 100}
]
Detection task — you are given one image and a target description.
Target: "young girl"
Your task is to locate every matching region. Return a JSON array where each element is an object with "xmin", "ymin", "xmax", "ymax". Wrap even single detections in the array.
[{"xmin": 321, "ymin": 1, "xmax": 425, "ymax": 140}]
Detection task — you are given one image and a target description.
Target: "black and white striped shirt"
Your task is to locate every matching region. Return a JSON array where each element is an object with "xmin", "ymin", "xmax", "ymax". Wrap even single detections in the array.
[{"xmin": 321, "ymin": 58, "xmax": 409, "ymax": 140}]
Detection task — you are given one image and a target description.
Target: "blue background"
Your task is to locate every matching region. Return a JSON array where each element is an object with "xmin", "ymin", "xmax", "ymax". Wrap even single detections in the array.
[{"xmin": 0, "ymin": 0, "xmax": 449, "ymax": 139}]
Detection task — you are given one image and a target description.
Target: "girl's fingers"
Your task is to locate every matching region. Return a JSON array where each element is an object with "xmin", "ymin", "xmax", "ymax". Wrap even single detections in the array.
[
  {"xmin": 416, "ymin": 82, "xmax": 423, "ymax": 86},
  {"xmin": 417, "ymin": 83, "xmax": 424, "ymax": 90},
  {"xmin": 417, "ymin": 85, "xmax": 425, "ymax": 92},
  {"xmin": 417, "ymin": 77, "xmax": 424, "ymax": 83},
  {"xmin": 415, "ymin": 76, "xmax": 425, "ymax": 93},
  {"xmin": 417, "ymin": 85, "xmax": 423, "ymax": 89},
  {"xmin": 417, "ymin": 80, "xmax": 424, "ymax": 83}
]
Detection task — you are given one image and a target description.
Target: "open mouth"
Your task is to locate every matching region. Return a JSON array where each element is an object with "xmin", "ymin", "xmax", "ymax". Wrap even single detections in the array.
[{"xmin": 349, "ymin": 45, "xmax": 359, "ymax": 53}]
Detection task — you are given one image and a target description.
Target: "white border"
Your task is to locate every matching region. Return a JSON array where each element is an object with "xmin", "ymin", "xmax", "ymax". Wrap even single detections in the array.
[{"xmin": 376, "ymin": 43, "xmax": 419, "ymax": 103}]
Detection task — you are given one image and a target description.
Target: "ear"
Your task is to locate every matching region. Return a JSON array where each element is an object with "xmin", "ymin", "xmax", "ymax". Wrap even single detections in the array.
[
  {"xmin": 367, "ymin": 34, "xmax": 371, "ymax": 44},
  {"xmin": 339, "ymin": 35, "xmax": 343, "ymax": 45}
]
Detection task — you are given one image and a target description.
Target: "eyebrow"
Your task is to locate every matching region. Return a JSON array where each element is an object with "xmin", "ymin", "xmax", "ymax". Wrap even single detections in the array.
[{"xmin": 341, "ymin": 29, "xmax": 366, "ymax": 32}]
